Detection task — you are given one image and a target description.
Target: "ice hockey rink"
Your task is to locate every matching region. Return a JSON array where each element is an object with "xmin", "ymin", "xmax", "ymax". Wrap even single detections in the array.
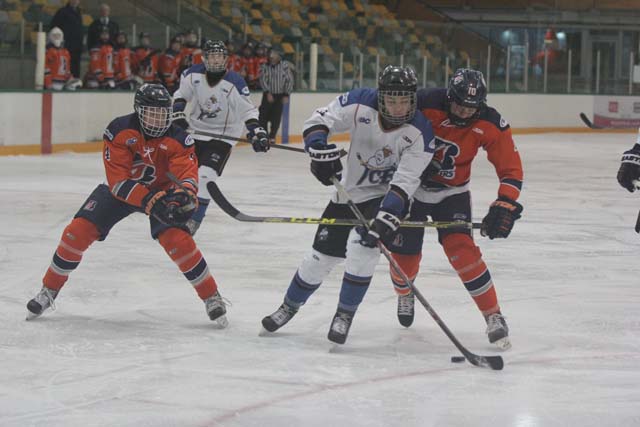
[{"xmin": 1, "ymin": 132, "xmax": 639, "ymax": 427}]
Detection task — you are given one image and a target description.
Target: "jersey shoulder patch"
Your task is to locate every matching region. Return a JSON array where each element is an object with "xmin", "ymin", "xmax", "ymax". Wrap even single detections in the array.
[
  {"xmin": 339, "ymin": 88, "xmax": 377, "ymax": 110},
  {"xmin": 182, "ymin": 63, "xmax": 206, "ymax": 78},
  {"xmin": 224, "ymin": 71, "xmax": 251, "ymax": 96},
  {"xmin": 167, "ymin": 126, "xmax": 195, "ymax": 148},
  {"xmin": 104, "ymin": 113, "xmax": 138, "ymax": 143},
  {"xmin": 478, "ymin": 106, "xmax": 510, "ymax": 131}
]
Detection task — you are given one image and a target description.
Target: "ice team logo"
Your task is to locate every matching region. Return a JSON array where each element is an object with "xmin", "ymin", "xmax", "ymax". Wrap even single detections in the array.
[
  {"xmin": 198, "ymin": 95, "xmax": 222, "ymax": 120},
  {"xmin": 355, "ymin": 145, "xmax": 397, "ymax": 185},
  {"xmin": 185, "ymin": 135, "xmax": 194, "ymax": 146},
  {"xmin": 339, "ymin": 92, "xmax": 349, "ymax": 106},
  {"xmin": 241, "ymin": 86, "xmax": 250, "ymax": 96}
]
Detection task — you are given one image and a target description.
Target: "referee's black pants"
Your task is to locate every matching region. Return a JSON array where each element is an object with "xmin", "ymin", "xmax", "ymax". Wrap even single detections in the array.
[{"xmin": 259, "ymin": 93, "xmax": 286, "ymax": 140}]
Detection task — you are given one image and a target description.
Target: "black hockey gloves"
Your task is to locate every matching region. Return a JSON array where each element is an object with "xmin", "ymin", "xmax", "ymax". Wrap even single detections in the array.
[
  {"xmin": 308, "ymin": 142, "xmax": 343, "ymax": 186},
  {"xmin": 617, "ymin": 144, "xmax": 640, "ymax": 192},
  {"xmin": 359, "ymin": 210, "xmax": 401, "ymax": 248},
  {"xmin": 143, "ymin": 188, "xmax": 198, "ymax": 226},
  {"xmin": 481, "ymin": 197, "xmax": 523, "ymax": 239},
  {"xmin": 247, "ymin": 126, "xmax": 270, "ymax": 152}
]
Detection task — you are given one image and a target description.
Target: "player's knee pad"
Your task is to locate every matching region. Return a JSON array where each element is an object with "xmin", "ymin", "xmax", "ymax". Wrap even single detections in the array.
[
  {"xmin": 197, "ymin": 165, "xmax": 219, "ymax": 200},
  {"xmin": 390, "ymin": 253, "xmax": 422, "ymax": 294},
  {"xmin": 297, "ymin": 249, "xmax": 342, "ymax": 285},
  {"xmin": 441, "ymin": 233, "xmax": 482, "ymax": 272},
  {"xmin": 345, "ymin": 228, "xmax": 380, "ymax": 278},
  {"xmin": 158, "ymin": 228, "xmax": 196, "ymax": 263},
  {"xmin": 62, "ymin": 218, "xmax": 100, "ymax": 252}
]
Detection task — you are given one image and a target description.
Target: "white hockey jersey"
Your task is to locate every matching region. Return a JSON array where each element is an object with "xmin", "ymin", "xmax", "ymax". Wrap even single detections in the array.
[
  {"xmin": 303, "ymin": 88, "xmax": 436, "ymax": 204},
  {"xmin": 174, "ymin": 64, "xmax": 259, "ymax": 143}
]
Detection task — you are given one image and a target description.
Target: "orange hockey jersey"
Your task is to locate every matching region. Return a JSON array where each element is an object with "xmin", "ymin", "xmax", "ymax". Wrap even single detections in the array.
[
  {"xmin": 113, "ymin": 47, "xmax": 133, "ymax": 83},
  {"xmin": 417, "ymin": 88, "xmax": 523, "ymax": 201},
  {"xmin": 102, "ymin": 113, "xmax": 198, "ymax": 208},
  {"xmin": 132, "ymin": 47, "xmax": 160, "ymax": 83},
  {"xmin": 88, "ymin": 43, "xmax": 115, "ymax": 83},
  {"xmin": 44, "ymin": 45, "xmax": 71, "ymax": 88}
]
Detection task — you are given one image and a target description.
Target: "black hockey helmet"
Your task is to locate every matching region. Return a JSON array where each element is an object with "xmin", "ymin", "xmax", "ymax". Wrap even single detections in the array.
[
  {"xmin": 203, "ymin": 39, "xmax": 228, "ymax": 75},
  {"xmin": 446, "ymin": 68, "xmax": 487, "ymax": 126},
  {"xmin": 377, "ymin": 65, "xmax": 418, "ymax": 127},
  {"xmin": 134, "ymin": 84, "xmax": 172, "ymax": 138}
]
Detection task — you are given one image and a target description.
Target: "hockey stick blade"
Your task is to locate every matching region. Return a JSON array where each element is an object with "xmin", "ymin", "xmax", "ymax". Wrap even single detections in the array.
[
  {"xmin": 207, "ymin": 181, "xmax": 480, "ymax": 229},
  {"xmin": 579, "ymin": 113, "xmax": 602, "ymax": 129},
  {"xmin": 330, "ymin": 177, "xmax": 503, "ymax": 370},
  {"xmin": 189, "ymin": 130, "xmax": 348, "ymax": 156}
]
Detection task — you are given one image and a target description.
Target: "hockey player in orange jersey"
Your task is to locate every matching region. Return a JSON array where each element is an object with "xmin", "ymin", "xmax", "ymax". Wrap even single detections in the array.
[
  {"xmin": 387, "ymin": 68, "xmax": 523, "ymax": 350},
  {"xmin": 44, "ymin": 27, "xmax": 82, "ymax": 90},
  {"xmin": 85, "ymin": 26, "xmax": 115, "ymax": 89},
  {"xmin": 112, "ymin": 31, "xmax": 136, "ymax": 90},
  {"xmin": 26, "ymin": 84, "xmax": 229, "ymax": 327}
]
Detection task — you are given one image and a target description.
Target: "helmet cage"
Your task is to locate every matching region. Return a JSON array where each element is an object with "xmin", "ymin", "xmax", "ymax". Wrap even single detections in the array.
[
  {"xmin": 378, "ymin": 89, "xmax": 417, "ymax": 127},
  {"xmin": 204, "ymin": 41, "xmax": 228, "ymax": 73},
  {"xmin": 136, "ymin": 105, "xmax": 172, "ymax": 138}
]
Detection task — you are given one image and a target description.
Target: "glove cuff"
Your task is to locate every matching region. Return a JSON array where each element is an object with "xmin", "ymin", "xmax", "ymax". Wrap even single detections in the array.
[
  {"xmin": 376, "ymin": 210, "xmax": 400, "ymax": 230},
  {"xmin": 308, "ymin": 145, "xmax": 341, "ymax": 161}
]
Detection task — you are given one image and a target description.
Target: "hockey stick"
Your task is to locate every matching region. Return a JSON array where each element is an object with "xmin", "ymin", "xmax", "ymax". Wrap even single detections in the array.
[
  {"xmin": 330, "ymin": 176, "xmax": 504, "ymax": 370},
  {"xmin": 579, "ymin": 112, "xmax": 603, "ymax": 129},
  {"xmin": 189, "ymin": 130, "xmax": 349, "ymax": 156},
  {"xmin": 207, "ymin": 180, "xmax": 481, "ymax": 229}
]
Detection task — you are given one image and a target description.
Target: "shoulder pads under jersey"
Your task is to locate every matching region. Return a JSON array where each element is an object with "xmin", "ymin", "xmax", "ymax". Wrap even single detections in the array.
[{"xmin": 104, "ymin": 113, "xmax": 139, "ymax": 142}]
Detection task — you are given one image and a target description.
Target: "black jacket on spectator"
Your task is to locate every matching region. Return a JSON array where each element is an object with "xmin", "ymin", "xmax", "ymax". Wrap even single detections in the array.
[
  {"xmin": 50, "ymin": 3, "xmax": 83, "ymax": 52},
  {"xmin": 87, "ymin": 18, "xmax": 119, "ymax": 51},
  {"xmin": 50, "ymin": 3, "xmax": 83, "ymax": 77}
]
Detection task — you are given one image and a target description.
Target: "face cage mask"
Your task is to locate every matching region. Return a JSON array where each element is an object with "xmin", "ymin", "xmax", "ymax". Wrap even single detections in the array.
[
  {"xmin": 447, "ymin": 97, "xmax": 482, "ymax": 127},
  {"xmin": 136, "ymin": 105, "xmax": 171, "ymax": 138},
  {"xmin": 378, "ymin": 90, "xmax": 417, "ymax": 127},
  {"xmin": 204, "ymin": 52, "xmax": 228, "ymax": 74},
  {"xmin": 50, "ymin": 34, "xmax": 63, "ymax": 48}
]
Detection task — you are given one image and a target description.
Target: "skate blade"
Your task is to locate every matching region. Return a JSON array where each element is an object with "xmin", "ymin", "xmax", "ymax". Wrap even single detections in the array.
[
  {"xmin": 493, "ymin": 336, "xmax": 512, "ymax": 351},
  {"xmin": 212, "ymin": 315, "xmax": 228, "ymax": 329},
  {"xmin": 258, "ymin": 327, "xmax": 273, "ymax": 336},
  {"xmin": 25, "ymin": 311, "xmax": 41, "ymax": 321}
]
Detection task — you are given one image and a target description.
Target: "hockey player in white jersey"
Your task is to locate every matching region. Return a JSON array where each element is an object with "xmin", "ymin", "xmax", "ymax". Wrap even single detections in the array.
[
  {"xmin": 261, "ymin": 66, "xmax": 436, "ymax": 344},
  {"xmin": 172, "ymin": 39, "xmax": 270, "ymax": 234}
]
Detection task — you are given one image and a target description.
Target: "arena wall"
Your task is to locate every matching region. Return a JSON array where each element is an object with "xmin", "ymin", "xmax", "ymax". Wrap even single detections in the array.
[{"xmin": 0, "ymin": 91, "xmax": 634, "ymax": 156}]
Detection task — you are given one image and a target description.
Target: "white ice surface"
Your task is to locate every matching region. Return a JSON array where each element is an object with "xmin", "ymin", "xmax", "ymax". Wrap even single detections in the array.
[{"xmin": 1, "ymin": 133, "xmax": 639, "ymax": 427}]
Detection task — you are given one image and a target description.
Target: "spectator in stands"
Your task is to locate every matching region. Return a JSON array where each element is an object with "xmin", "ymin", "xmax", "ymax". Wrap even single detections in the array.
[
  {"xmin": 258, "ymin": 46, "xmax": 294, "ymax": 144},
  {"xmin": 85, "ymin": 26, "xmax": 114, "ymax": 89},
  {"xmin": 45, "ymin": 27, "xmax": 82, "ymax": 90},
  {"xmin": 238, "ymin": 42, "xmax": 255, "ymax": 81},
  {"xmin": 247, "ymin": 43, "xmax": 267, "ymax": 90},
  {"xmin": 50, "ymin": 0, "xmax": 83, "ymax": 78},
  {"xmin": 159, "ymin": 35, "xmax": 182, "ymax": 94},
  {"xmin": 113, "ymin": 31, "xmax": 135, "ymax": 90},
  {"xmin": 226, "ymin": 39, "xmax": 242, "ymax": 73},
  {"xmin": 178, "ymin": 29, "xmax": 202, "ymax": 76},
  {"xmin": 87, "ymin": 4, "xmax": 119, "ymax": 51},
  {"xmin": 532, "ymin": 28, "xmax": 565, "ymax": 76},
  {"xmin": 132, "ymin": 32, "xmax": 160, "ymax": 84}
]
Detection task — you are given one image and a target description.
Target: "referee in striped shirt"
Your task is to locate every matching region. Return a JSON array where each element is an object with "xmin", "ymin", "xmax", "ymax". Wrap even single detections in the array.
[{"xmin": 258, "ymin": 46, "xmax": 294, "ymax": 143}]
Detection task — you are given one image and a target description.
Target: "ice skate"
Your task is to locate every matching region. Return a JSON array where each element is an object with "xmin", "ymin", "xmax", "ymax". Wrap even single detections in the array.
[
  {"xmin": 26, "ymin": 287, "xmax": 58, "ymax": 320},
  {"xmin": 397, "ymin": 293, "xmax": 415, "ymax": 327},
  {"xmin": 205, "ymin": 291, "xmax": 228, "ymax": 328},
  {"xmin": 485, "ymin": 312, "xmax": 511, "ymax": 350},
  {"xmin": 327, "ymin": 309, "xmax": 355, "ymax": 345},
  {"xmin": 261, "ymin": 301, "xmax": 298, "ymax": 333}
]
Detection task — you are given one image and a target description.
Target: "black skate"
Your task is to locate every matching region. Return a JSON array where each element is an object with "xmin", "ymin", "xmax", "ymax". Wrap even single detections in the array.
[
  {"xmin": 397, "ymin": 293, "xmax": 415, "ymax": 327},
  {"xmin": 205, "ymin": 291, "xmax": 228, "ymax": 328},
  {"xmin": 327, "ymin": 309, "xmax": 355, "ymax": 344},
  {"xmin": 26, "ymin": 287, "xmax": 58, "ymax": 320},
  {"xmin": 485, "ymin": 313, "xmax": 511, "ymax": 350},
  {"xmin": 261, "ymin": 302, "xmax": 298, "ymax": 332}
]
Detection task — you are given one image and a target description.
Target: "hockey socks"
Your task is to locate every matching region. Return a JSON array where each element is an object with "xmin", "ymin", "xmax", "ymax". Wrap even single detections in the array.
[
  {"xmin": 442, "ymin": 234, "xmax": 500, "ymax": 316},
  {"xmin": 42, "ymin": 217, "xmax": 100, "ymax": 291},
  {"xmin": 158, "ymin": 228, "xmax": 218, "ymax": 300},
  {"xmin": 390, "ymin": 253, "xmax": 421, "ymax": 295}
]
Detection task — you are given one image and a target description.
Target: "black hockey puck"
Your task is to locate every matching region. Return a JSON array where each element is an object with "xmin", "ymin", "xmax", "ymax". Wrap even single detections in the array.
[{"xmin": 450, "ymin": 356, "xmax": 465, "ymax": 363}]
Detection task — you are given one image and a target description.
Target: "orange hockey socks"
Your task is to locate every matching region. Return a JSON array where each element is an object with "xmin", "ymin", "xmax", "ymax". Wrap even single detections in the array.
[
  {"xmin": 442, "ymin": 234, "xmax": 500, "ymax": 316},
  {"xmin": 42, "ymin": 218, "xmax": 100, "ymax": 291},
  {"xmin": 158, "ymin": 228, "xmax": 218, "ymax": 300},
  {"xmin": 390, "ymin": 253, "xmax": 422, "ymax": 296}
]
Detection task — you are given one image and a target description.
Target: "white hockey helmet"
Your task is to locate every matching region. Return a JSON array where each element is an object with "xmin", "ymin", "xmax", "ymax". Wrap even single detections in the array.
[{"xmin": 49, "ymin": 27, "xmax": 64, "ymax": 48}]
